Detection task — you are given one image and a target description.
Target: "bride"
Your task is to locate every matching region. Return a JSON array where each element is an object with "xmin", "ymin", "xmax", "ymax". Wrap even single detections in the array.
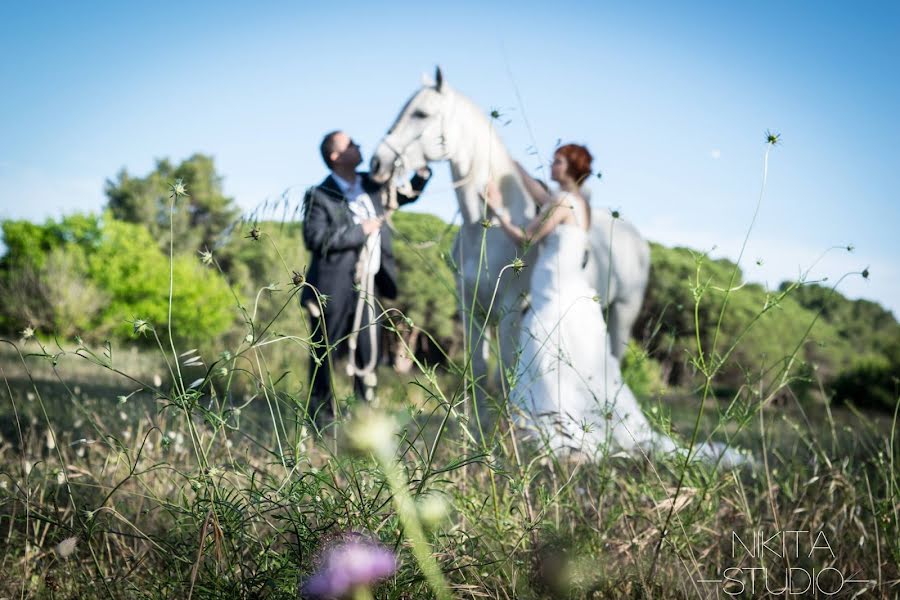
[{"xmin": 485, "ymin": 144, "xmax": 747, "ymax": 466}]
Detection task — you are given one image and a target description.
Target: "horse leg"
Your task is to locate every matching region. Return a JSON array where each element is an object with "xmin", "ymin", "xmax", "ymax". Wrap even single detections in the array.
[
  {"xmin": 458, "ymin": 299, "xmax": 493, "ymax": 440},
  {"xmin": 496, "ymin": 304, "xmax": 522, "ymax": 394},
  {"xmin": 607, "ymin": 293, "xmax": 643, "ymax": 360}
]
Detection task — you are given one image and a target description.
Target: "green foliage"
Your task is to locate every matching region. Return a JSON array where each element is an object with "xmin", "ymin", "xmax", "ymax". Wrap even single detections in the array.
[
  {"xmin": 635, "ymin": 243, "xmax": 883, "ymax": 403},
  {"xmin": 0, "ymin": 214, "xmax": 102, "ymax": 270},
  {"xmin": 389, "ymin": 211, "xmax": 459, "ymax": 346},
  {"xmin": 621, "ymin": 340, "xmax": 666, "ymax": 398},
  {"xmin": 781, "ymin": 282, "xmax": 900, "ymax": 410},
  {"xmin": 225, "ymin": 220, "xmax": 307, "ymax": 305},
  {"xmin": 830, "ymin": 354, "xmax": 899, "ymax": 411},
  {"xmin": 87, "ymin": 216, "xmax": 235, "ymax": 346},
  {"xmin": 0, "ymin": 213, "xmax": 234, "ymax": 347}
]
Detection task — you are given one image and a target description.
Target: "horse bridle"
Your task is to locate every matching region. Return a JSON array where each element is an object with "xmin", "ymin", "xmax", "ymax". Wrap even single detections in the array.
[{"xmin": 379, "ymin": 92, "xmax": 476, "ymax": 191}]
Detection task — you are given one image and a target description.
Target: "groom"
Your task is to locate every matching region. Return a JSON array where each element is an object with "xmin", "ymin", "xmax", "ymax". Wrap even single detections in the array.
[{"xmin": 301, "ymin": 130, "xmax": 432, "ymax": 428}]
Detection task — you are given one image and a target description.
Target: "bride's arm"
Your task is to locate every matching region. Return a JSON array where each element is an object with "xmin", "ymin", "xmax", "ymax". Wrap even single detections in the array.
[
  {"xmin": 514, "ymin": 162, "xmax": 553, "ymax": 206},
  {"xmin": 483, "ymin": 181, "xmax": 567, "ymax": 245}
]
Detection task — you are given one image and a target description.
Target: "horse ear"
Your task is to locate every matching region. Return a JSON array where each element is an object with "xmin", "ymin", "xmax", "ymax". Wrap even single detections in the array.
[{"xmin": 435, "ymin": 66, "xmax": 443, "ymax": 92}]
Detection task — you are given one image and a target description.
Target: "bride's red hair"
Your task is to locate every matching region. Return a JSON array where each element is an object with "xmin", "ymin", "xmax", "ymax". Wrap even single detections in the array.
[{"xmin": 556, "ymin": 144, "xmax": 592, "ymax": 184}]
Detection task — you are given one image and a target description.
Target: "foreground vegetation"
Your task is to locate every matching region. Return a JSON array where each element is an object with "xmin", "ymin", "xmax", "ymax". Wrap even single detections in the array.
[{"xmin": 1, "ymin": 147, "xmax": 898, "ymax": 598}]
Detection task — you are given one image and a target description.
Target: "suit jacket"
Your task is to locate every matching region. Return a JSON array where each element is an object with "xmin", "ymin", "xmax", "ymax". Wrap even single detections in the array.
[{"xmin": 300, "ymin": 170, "xmax": 430, "ymax": 310}]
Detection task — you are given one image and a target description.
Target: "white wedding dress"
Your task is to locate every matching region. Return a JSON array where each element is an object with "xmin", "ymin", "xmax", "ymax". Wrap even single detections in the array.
[{"xmin": 510, "ymin": 193, "xmax": 748, "ymax": 467}]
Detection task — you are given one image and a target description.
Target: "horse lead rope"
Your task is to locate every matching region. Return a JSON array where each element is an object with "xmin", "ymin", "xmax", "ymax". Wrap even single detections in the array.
[
  {"xmin": 345, "ymin": 228, "xmax": 379, "ymax": 401},
  {"xmin": 348, "ymin": 95, "xmax": 478, "ymax": 400}
]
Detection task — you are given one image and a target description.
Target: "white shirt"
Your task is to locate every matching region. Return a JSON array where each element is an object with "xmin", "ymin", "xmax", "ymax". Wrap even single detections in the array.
[{"xmin": 332, "ymin": 172, "xmax": 381, "ymax": 275}]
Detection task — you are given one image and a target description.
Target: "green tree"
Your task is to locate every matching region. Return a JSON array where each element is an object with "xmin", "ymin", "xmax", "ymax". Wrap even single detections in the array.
[
  {"xmin": 634, "ymin": 243, "xmax": 848, "ymax": 395},
  {"xmin": 87, "ymin": 215, "xmax": 235, "ymax": 347},
  {"xmin": 386, "ymin": 212, "xmax": 460, "ymax": 364},
  {"xmin": 0, "ymin": 214, "xmax": 105, "ymax": 334},
  {"xmin": 105, "ymin": 154, "xmax": 241, "ymax": 259},
  {"xmin": 785, "ymin": 282, "xmax": 900, "ymax": 410},
  {"xmin": 0, "ymin": 213, "xmax": 235, "ymax": 347}
]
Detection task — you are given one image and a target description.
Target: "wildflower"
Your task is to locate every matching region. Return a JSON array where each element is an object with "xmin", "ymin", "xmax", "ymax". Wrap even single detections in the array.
[
  {"xmin": 611, "ymin": 209, "xmax": 620, "ymax": 219},
  {"xmin": 246, "ymin": 226, "xmax": 261, "ymax": 241},
  {"xmin": 169, "ymin": 178, "xmax": 189, "ymax": 200},
  {"xmin": 346, "ymin": 407, "xmax": 397, "ymax": 457},
  {"xmin": 199, "ymin": 247, "xmax": 214, "ymax": 266},
  {"xmin": 132, "ymin": 319, "xmax": 150, "ymax": 336},
  {"xmin": 21, "ymin": 325, "xmax": 34, "ymax": 340},
  {"xmin": 292, "ymin": 270, "xmax": 306, "ymax": 286},
  {"xmin": 417, "ymin": 494, "xmax": 449, "ymax": 527},
  {"xmin": 55, "ymin": 537, "xmax": 78, "ymax": 559},
  {"xmin": 765, "ymin": 129, "xmax": 781, "ymax": 146},
  {"xmin": 300, "ymin": 533, "xmax": 397, "ymax": 599},
  {"xmin": 862, "ymin": 267, "xmax": 870, "ymax": 279},
  {"xmin": 511, "ymin": 257, "xmax": 526, "ymax": 275}
]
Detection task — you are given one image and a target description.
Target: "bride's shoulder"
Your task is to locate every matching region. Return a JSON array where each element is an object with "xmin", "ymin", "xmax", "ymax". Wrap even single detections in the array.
[{"xmin": 549, "ymin": 189, "xmax": 586, "ymax": 209}]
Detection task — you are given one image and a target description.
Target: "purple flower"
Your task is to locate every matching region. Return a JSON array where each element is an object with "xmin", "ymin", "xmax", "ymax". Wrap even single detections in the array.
[{"xmin": 301, "ymin": 534, "xmax": 397, "ymax": 599}]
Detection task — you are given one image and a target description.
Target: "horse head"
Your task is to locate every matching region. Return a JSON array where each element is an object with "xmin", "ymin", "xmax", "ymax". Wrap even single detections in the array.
[{"xmin": 369, "ymin": 66, "xmax": 455, "ymax": 185}]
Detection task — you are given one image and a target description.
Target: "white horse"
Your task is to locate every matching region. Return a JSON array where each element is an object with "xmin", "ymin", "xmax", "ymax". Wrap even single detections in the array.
[
  {"xmin": 369, "ymin": 68, "xmax": 753, "ymax": 469},
  {"xmin": 370, "ymin": 68, "xmax": 649, "ymax": 394}
]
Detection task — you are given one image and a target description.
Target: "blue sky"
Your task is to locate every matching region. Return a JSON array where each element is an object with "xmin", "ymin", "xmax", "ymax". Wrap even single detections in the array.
[{"xmin": 1, "ymin": 1, "xmax": 898, "ymax": 314}]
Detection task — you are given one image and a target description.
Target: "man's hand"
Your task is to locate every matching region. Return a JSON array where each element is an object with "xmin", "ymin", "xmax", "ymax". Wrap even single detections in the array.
[
  {"xmin": 362, "ymin": 217, "xmax": 383, "ymax": 235},
  {"xmin": 416, "ymin": 167, "xmax": 432, "ymax": 179}
]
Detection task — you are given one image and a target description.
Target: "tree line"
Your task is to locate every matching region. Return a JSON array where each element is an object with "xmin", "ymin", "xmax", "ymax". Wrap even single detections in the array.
[{"xmin": 2, "ymin": 155, "xmax": 896, "ymax": 411}]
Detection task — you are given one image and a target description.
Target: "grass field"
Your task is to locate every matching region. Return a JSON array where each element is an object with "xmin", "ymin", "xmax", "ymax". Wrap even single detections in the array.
[{"xmin": 1, "ymin": 337, "xmax": 897, "ymax": 599}]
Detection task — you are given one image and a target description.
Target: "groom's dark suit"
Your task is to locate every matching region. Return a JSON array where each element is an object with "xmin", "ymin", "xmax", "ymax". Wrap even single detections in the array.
[{"xmin": 301, "ymin": 169, "xmax": 430, "ymax": 424}]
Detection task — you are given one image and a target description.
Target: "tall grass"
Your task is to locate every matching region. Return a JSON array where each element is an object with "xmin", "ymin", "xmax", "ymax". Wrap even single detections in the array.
[{"xmin": 1, "ymin": 140, "xmax": 897, "ymax": 600}]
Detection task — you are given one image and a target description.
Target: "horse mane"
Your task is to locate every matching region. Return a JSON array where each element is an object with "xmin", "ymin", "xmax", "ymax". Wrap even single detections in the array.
[{"xmin": 443, "ymin": 85, "xmax": 534, "ymax": 224}]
